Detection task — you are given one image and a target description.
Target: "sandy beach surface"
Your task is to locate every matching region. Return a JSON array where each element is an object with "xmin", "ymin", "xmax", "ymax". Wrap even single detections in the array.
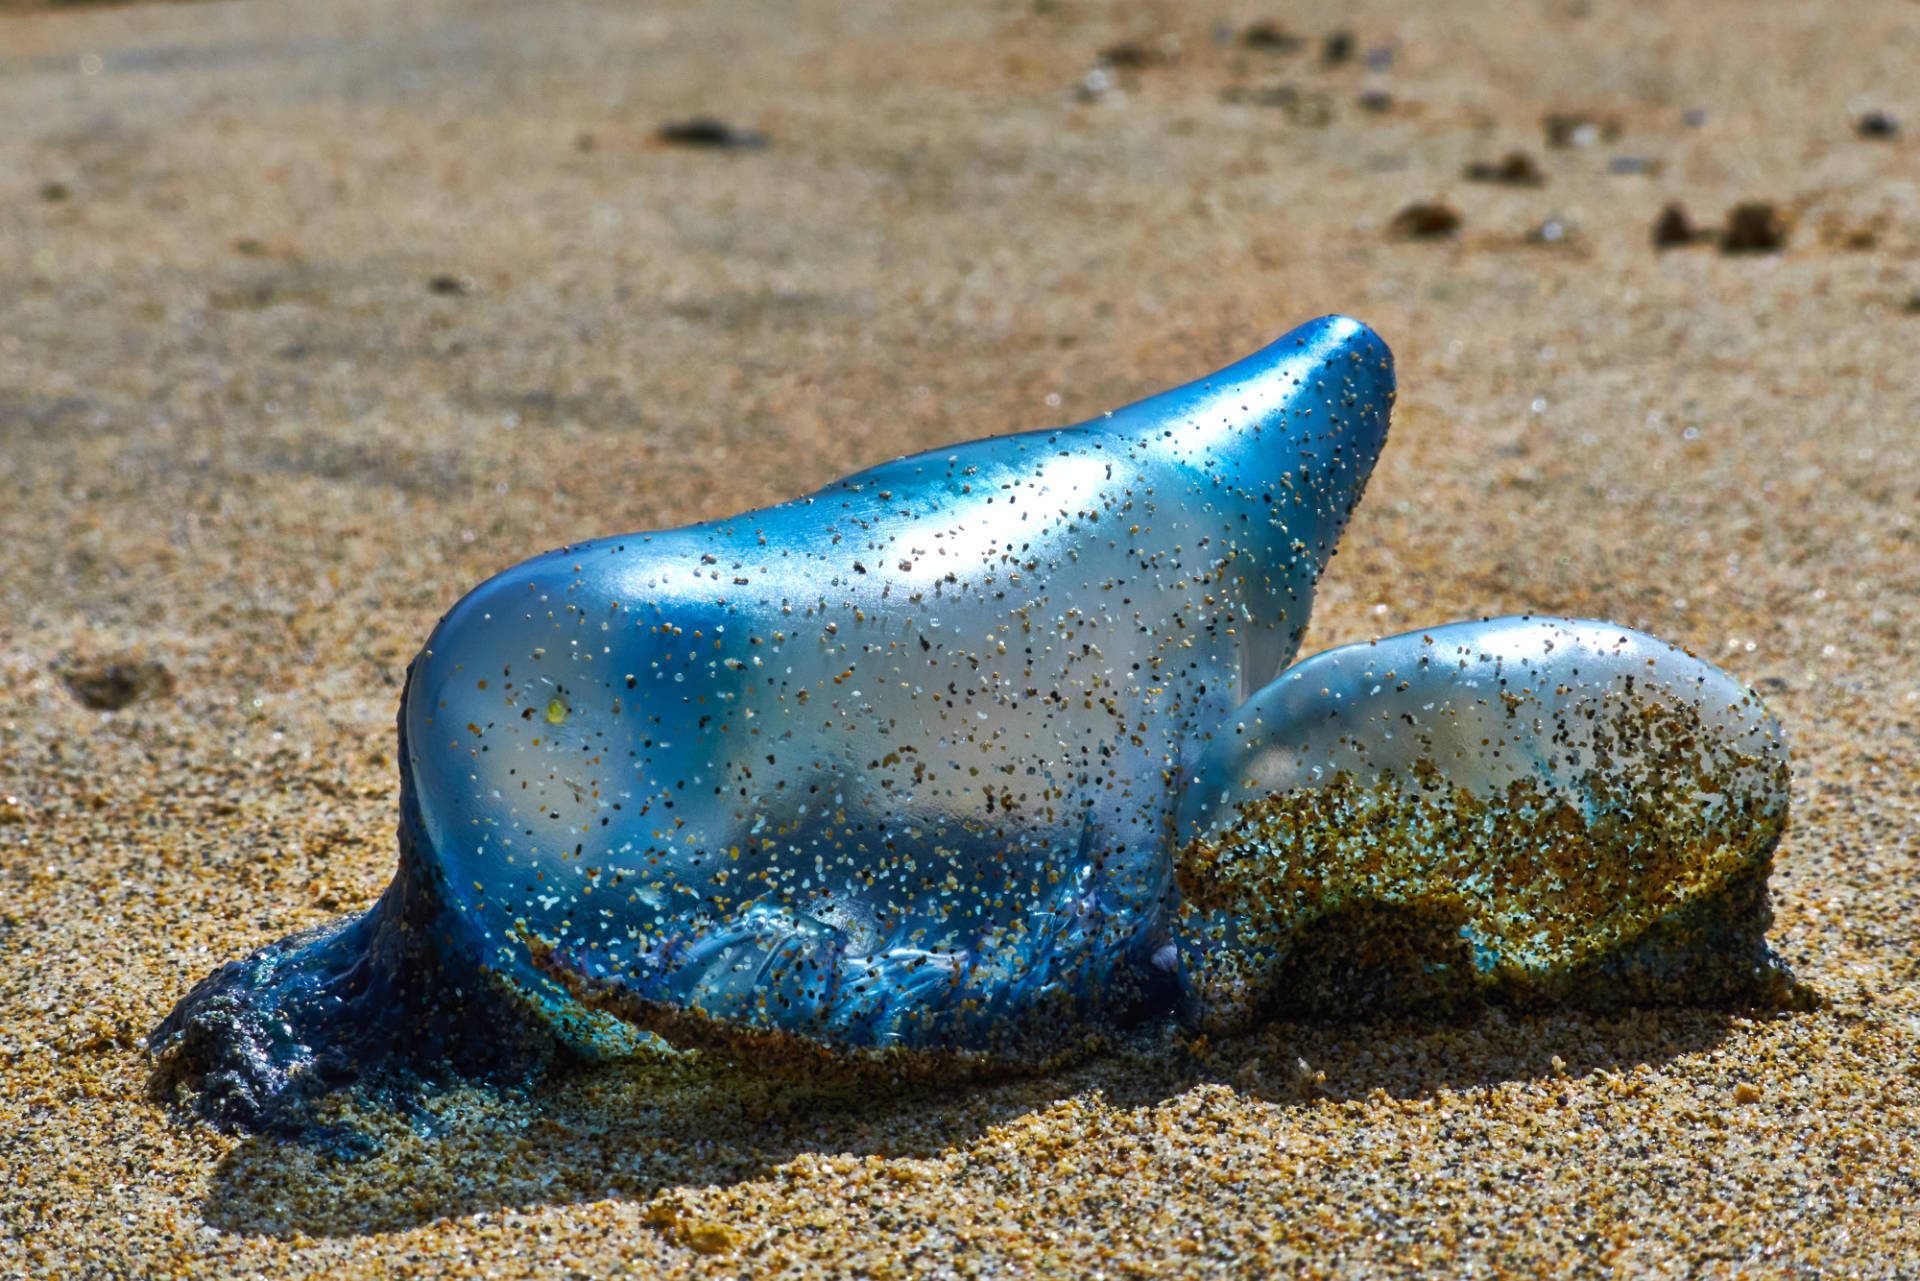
[{"xmin": 3, "ymin": 0, "xmax": 1918, "ymax": 1275}]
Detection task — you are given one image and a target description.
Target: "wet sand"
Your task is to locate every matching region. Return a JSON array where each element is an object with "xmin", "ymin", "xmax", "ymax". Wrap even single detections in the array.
[{"xmin": 2, "ymin": 0, "xmax": 1916, "ymax": 1275}]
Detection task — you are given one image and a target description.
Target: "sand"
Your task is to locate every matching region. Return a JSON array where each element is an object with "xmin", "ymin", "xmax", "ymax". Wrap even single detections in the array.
[{"xmin": 2, "ymin": 0, "xmax": 1917, "ymax": 1275}]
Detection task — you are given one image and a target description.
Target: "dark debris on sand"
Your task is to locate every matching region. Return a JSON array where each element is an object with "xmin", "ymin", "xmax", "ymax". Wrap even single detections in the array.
[
  {"xmin": 58, "ymin": 657, "xmax": 175, "ymax": 710},
  {"xmin": 1391, "ymin": 202, "xmax": 1461, "ymax": 240},
  {"xmin": 657, "ymin": 117, "xmax": 770, "ymax": 149},
  {"xmin": 1720, "ymin": 202, "xmax": 1789, "ymax": 254},
  {"xmin": 1465, "ymin": 151, "xmax": 1545, "ymax": 187}
]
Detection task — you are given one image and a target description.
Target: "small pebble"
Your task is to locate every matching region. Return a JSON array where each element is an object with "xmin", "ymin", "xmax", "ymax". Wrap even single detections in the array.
[
  {"xmin": 684, "ymin": 1222, "xmax": 737, "ymax": 1255},
  {"xmin": 427, "ymin": 274, "xmax": 472, "ymax": 295},
  {"xmin": 1238, "ymin": 21, "xmax": 1303, "ymax": 53},
  {"xmin": 1464, "ymin": 151, "xmax": 1544, "ymax": 186},
  {"xmin": 1321, "ymin": 31, "xmax": 1356, "ymax": 65},
  {"xmin": 1733, "ymin": 1082, "xmax": 1763, "ymax": 1105},
  {"xmin": 1855, "ymin": 110, "xmax": 1899, "ymax": 139},
  {"xmin": 1607, "ymin": 155, "xmax": 1660, "ymax": 175},
  {"xmin": 1077, "ymin": 66, "xmax": 1117, "ymax": 102},
  {"xmin": 1901, "ymin": 293, "xmax": 1920, "ymax": 315},
  {"xmin": 1526, "ymin": 217, "xmax": 1570, "ymax": 244},
  {"xmin": 657, "ymin": 118, "xmax": 769, "ymax": 149},
  {"xmin": 1542, "ymin": 112, "xmax": 1618, "ymax": 148},
  {"xmin": 1390, "ymin": 202, "xmax": 1461, "ymax": 240},
  {"xmin": 1652, "ymin": 202, "xmax": 1700, "ymax": 249},
  {"xmin": 39, "ymin": 181, "xmax": 71, "ymax": 202},
  {"xmin": 1098, "ymin": 40, "xmax": 1169, "ymax": 69},
  {"xmin": 1356, "ymin": 89, "xmax": 1393, "ymax": 114},
  {"xmin": 59, "ymin": 659, "xmax": 175, "ymax": 711},
  {"xmin": 1720, "ymin": 202, "xmax": 1788, "ymax": 254}
]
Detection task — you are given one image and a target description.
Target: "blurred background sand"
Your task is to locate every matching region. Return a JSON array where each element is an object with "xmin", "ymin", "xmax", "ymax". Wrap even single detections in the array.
[{"xmin": 1, "ymin": 0, "xmax": 1916, "ymax": 1275}]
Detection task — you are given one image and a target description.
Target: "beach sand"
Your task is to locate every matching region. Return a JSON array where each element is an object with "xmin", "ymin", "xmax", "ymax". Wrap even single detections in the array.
[{"xmin": 2, "ymin": 0, "xmax": 1916, "ymax": 1275}]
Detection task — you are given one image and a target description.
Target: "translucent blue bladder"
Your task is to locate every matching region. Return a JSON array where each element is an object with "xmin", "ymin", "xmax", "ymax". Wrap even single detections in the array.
[{"xmin": 150, "ymin": 317, "xmax": 1797, "ymax": 1126}]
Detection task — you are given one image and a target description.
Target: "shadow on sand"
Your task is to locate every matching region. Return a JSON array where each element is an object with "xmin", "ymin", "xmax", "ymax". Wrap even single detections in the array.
[{"xmin": 194, "ymin": 1003, "xmax": 1760, "ymax": 1238}]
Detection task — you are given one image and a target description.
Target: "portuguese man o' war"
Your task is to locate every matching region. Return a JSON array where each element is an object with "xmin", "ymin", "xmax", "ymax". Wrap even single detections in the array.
[{"xmin": 151, "ymin": 317, "xmax": 1800, "ymax": 1127}]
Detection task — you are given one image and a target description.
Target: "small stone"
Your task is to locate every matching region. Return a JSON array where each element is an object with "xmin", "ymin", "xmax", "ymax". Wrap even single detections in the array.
[
  {"xmin": 38, "ymin": 181, "xmax": 71, "ymax": 202},
  {"xmin": 1098, "ymin": 40, "xmax": 1168, "ymax": 69},
  {"xmin": 1733, "ymin": 1081, "xmax": 1763, "ymax": 1105},
  {"xmin": 427, "ymin": 274, "xmax": 472, "ymax": 295},
  {"xmin": 1077, "ymin": 66, "xmax": 1117, "ymax": 102},
  {"xmin": 1356, "ymin": 89, "xmax": 1393, "ymax": 114},
  {"xmin": 1652, "ymin": 202, "xmax": 1699, "ymax": 249},
  {"xmin": 1855, "ymin": 110, "xmax": 1899, "ymax": 139},
  {"xmin": 1390, "ymin": 202, "xmax": 1461, "ymax": 240},
  {"xmin": 1239, "ymin": 21, "xmax": 1303, "ymax": 52},
  {"xmin": 1526, "ymin": 217, "xmax": 1570, "ymax": 245},
  {"xmin": 657, "ymin": 118, "xmax": 769, "ymax": 149},
  {"xmin": 1321, "ymin": 31, "xmax": 1356, "ymax": 65},
  {"xmin": 1464, "ymin": 151, "xmax": 1544, "ymax": 186},
  {"xmin": 60, "ymin": 659, "xmax": 175, "ymax": 711},
  {"xmin": 683, "ymin": 1222, "xmax": 737, "ymax": 1255},
  {"xmin": 1543, "ymin": 112, "xmax": 1619, "ymax": 148},
  {"xmin": 1901, "ymin": 294, "xmax": 1920, "ymax": 315},
  {"xmin": 1608, "ymin": 155, "xmax": 1660, "ymax": 175},
  {"xmin": 1720, "ymin": 202, "xmax": 1788, "ymax": 254}
]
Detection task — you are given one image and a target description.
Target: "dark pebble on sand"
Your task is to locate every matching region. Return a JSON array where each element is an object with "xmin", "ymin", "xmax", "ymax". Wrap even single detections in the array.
[
  {"xmin": 1099, "ymin": 41, "xmax": 1169, "ymax": 69},
  {"xmin": 1322, "ymin": 31, "xmax": 1356, "ymax": 65},
  {"xmin": 1653, "ymin": 202, "xmax": 1700, "ymax": 249},
  {"xmin": 39, "ymin": 181, "xmax": 71, "ymax": 202},
  {"xmin": 658, "ymin": 118, "xmax": 769, "ymax": 149},
  {"xmin": 1855, "ymin": 110, "xmax": 1899, "ymax": 139},
  {"xmin": 1720, "ymin": 202, "xmax": 1788, "ymax": 254},
  {"xmin": 1356, "ymin": 89, "xmax": 1393, "ymax": 113},
  {"xmin": 1391, "ymin": 203, "xmax": 1460, "ymax": 240},
  {"xmin": 60, "ymin": 659, "xmax": 175, "ymax": 711},
  {"xmin": 1239, "ymin": 21, "xmax": 1303, "ymax": 52},
  {"xmin": 428, "ymin": 274, "xmax": 473, "ymax": 295},
  {"xmin": 1465, "ymin": 151, "xmax": 1544, "ymax": 186}
]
